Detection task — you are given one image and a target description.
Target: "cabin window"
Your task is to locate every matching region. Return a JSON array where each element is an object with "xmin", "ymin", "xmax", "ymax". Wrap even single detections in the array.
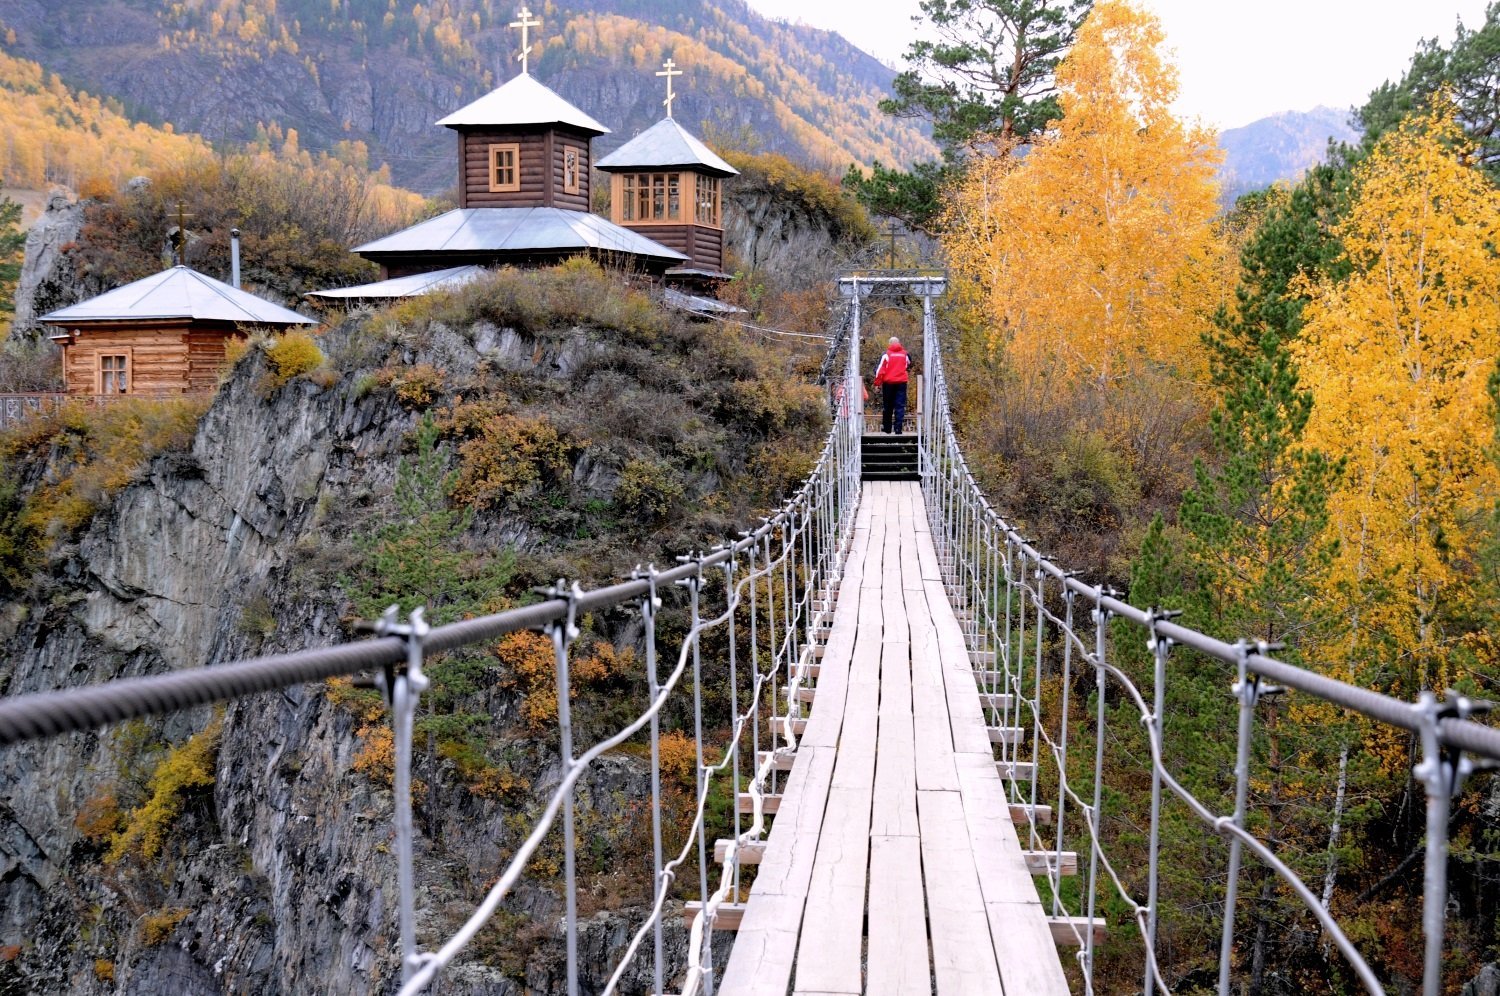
[
  {"xmin": 488, "ymin": 144, "xmax": 520, "ymax": 192},
  {"xmin": 98, "ymin": 354, "xmax": 129, "ymax": 395},
  {"xmin": 695, "ymin": 174, "xmax": 721, "ymax": 226},
  {"xmin": 563, "ymin": 147, "xmax": 581, "ymax": 194},
  {"xmin": 621, "ymin": 172, "xmax": 682, "ymax": 222}
]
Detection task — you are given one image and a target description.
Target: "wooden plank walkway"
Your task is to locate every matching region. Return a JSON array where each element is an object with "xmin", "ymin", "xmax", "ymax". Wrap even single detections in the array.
[{"xmin": 718, "ymin": 481, "xmax": 1070, "ymax": 995}]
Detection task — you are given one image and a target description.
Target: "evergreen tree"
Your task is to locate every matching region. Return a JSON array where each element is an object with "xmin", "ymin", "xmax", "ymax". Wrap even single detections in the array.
[
  {"xmin": 1358, "ymin": 3, "xmax": 1500, "ymax": 176},
  {"xmin": 845, "ymin": 0, "xmax": 1092, "ymax": 232},
  {"xmin": 0, "ymin": 197, "xmax": 24, "ymax": 317}
]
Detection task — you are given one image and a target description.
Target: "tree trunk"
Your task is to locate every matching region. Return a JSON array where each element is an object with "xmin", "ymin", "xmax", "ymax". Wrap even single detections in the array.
[{"xmin": 1320, "ymin": 743, "xmax": 1349, "ymax": 956}]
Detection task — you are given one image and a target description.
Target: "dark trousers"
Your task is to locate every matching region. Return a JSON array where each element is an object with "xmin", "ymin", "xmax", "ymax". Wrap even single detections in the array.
[{"xmin": 881, "ymin": 382, "xmax": 908, "ymax": 433}]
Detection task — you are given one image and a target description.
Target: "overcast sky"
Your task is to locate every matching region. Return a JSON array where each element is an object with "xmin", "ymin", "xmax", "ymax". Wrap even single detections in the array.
[{"xmin": 744, "ymin": 0, "xmax": 1491, "ymax": 130}]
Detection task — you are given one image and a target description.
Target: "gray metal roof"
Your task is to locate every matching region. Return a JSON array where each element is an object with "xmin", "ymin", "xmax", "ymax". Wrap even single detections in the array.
[
  {"xmin": 40, "ymin": 266, "xmax": 316, "ymax": 326},
  {"xmin": 664, "ymin": 288, "xmax": 746, "ymax": 314},
  {"xmin": 596, "ymin": 118, "xmax": 738, "ymax": 176},
  {"xmin": 308, "ymin": 265, "xmax": 486, "ymax": 300},
  {"xmin": 435, "ymin": 72, "xmax": 610, "ymax": 134},
  {"xmin": 353, "ymin": 208, "xmax": 689, "ymax": 264}
]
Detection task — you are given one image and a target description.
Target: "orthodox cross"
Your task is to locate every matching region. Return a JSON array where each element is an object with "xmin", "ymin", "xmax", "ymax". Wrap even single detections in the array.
[
  {"xmin": 510, "ymin": 6, "xmax": 541, "ymax": 75},
  {"xmin": 171, "ymin": 201, "xmax": 194, "ymax": 266},
  {"xmin": 884, "ymin": 220, "xmax": 899, "ymax": 269},
  {"xmin": 657, "ymin": 59, "xmax": 683, "ymax": 118}
]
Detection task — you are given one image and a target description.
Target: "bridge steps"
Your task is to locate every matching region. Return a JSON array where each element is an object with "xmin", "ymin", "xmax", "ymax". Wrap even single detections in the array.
[
  {"xmin": 715, "ymin": 481, "xmax": 1076, "ymax": 996},
  {"xmin": 860, "ymin": 433, "xmax": 919, "ymax": 482}
]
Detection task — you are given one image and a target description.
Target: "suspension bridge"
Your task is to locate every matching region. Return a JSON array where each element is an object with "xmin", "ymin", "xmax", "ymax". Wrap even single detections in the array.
[{"xmin": 2, "ymin": 272, "xmax": 1499, "ymax": 995}]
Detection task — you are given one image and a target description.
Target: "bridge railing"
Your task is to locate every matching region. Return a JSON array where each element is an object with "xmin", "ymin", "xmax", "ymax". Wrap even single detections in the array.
[
  {"xmin": 915, "ymin": 305, "xmax": 1500, "ymax": 995},
  {"xmin": 0, "ymin": 304, "xmax": 866, "ymax": 995}
]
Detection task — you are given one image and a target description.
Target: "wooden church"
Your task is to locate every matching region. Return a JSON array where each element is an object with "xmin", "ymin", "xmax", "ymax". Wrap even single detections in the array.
[
  {"xmin": 41, "ymin": 266, "xmax": 316, "ymax": 396},
  {"xmin": 350, "ymin": 9, "xmax": 691, "ymax": 281},
  {"xmin": 596, "ymin": 60, "xmax": 739, "ymax": 284}
]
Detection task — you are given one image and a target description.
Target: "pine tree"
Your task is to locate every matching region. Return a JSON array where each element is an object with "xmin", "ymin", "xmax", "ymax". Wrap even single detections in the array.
[{"xmin": 0, "ymin": 196, "xmax": 24, "ymax": 318}]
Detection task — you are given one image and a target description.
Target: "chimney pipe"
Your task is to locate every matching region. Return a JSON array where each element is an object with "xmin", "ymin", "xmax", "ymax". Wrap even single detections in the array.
[{"xmin": 230, "ymin": 228, "xmax": 241, "ymax": 288}]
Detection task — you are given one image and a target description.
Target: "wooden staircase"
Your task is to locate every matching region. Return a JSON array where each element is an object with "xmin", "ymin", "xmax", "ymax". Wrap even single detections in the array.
[{"xmin": 861, "ymin": 433, "xmax": 919, "ymax": 482}]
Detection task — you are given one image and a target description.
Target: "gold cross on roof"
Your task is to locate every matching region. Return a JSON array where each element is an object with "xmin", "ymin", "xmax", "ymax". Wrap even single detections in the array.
[
  {"xmin": 510, "ymin": 6, "xmax": 541, "ymax": 75},
  {"xmin": 657, "ymin": 59, "xmax": 683, "ymax": 118}
]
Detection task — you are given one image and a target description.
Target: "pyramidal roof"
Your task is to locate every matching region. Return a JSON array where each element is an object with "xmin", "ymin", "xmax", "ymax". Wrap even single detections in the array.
[
  {"xmin": 352, "ymin": 208, "xmax": 688, "ymax": 265},
  {"xmin": 41, "ymin": 266, "xmax": 315, "ymax": 326},
  {"xmin": 596, "ymin": 118, "xmax": 738, "ymax": 177},
  {"xmin": 435, "ymin": 72, "xmax": 610, "ymax": 135}
]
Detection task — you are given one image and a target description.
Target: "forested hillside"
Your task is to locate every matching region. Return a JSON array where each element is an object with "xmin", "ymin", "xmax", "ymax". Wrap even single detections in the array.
[
  {"xmin": 941, "ymin": 2, "xmax": 1500, "ymax": 990},
  {"xmin": 0, "ymin": 0, "xmax": 937, "ymax": 194}
]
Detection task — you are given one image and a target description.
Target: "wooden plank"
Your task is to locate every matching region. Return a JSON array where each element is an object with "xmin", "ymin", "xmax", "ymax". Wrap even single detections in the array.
[
  {"xmin": 978, "ymin": 692, "xmax": 1014, "ymax": 711},
  {"xmin": 682, "ymin": 901, "xmax": 744, "ymax": 929},
  {"xmin": 871, "ymin": 635, "xmax": 919, "ymax": 838},
  {"xmin": 867, "ymin": 835, "xmax": 930, "ymax": 995},
  {"xmin": 907, "ymin": 564, "xmax": 958, "ymax": 792},
  {"xmin": 737, "ymin": 792, "xmax": 782, "ymax": 815},
  {"xmin": 1047, "ymin": 915, "xmax": 1108, "ymax": 946},
  {"xmin": 1010, "ymin": 803, "xmax": 1054, "ymax": 826},
  {"xmin": 793, "ymin": 786, "xmax": 873, "ymax": 995},
  {"xmin": 987, "ymin": 726, "xmax": 1025, "ymax": 745},
  {"xmin": 715, "ymin": 839, "xmax": 767, "ymax": 864},
  {"xmin": 996, "ymin": 760, "xmax": 1035, "ymax": 782},
  {"xmin": 757, "ymin": 750, "xmax": 797, "ymax": 772},
  {"xmin": 718, "ymin": 746, "xmax": 837, "ymax": 995},
  {"xmin": 953, "ymin": 753, "xmax": 1071, "ymax": 995},
  {"xmin": 916, "ymin": 789, "xmax": 1004, "ymax": 995},
  {"xmin": 1022, "ymin": 850, "xmax": 1079, "ymax": 877}
]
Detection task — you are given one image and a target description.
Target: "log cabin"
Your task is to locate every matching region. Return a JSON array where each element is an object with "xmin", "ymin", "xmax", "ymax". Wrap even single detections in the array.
[
  {"xmin": 41, "ymin": 265, "xmax": 317, "ymax": 396},
  {"xmin": 596, "ymin": 117, "xmax": 739, "ymax": 286}
]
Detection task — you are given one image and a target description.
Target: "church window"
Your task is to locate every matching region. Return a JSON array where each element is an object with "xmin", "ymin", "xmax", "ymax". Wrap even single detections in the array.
[
  {"xmin": 621, "ymin": 173, "xmax": 682, "ymax": 222},
  {"xmin": 695, "ymin": 174, "xmax": 720, "ymax": 226},
  {"xmin": 488, "ymin": 144, "xmax": 520, "ymax": 192},
  {"xmin": 563, "ymin": 147, "xmax": 581, "ymax": 194}
]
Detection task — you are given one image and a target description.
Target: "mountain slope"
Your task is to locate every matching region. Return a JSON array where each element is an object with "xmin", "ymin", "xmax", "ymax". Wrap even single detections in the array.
[
  {"xmin": 0, "ymin": 0, "xmax": 937, "ymax": 194},
  {"xmin": 1217, "ymin": 106, "xmax": 1359, "ymax": 202}
]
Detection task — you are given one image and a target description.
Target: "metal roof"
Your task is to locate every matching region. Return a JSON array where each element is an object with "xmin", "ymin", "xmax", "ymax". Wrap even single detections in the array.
[
  {"xmin": 353, "ymin": 208, "xmax": 689, "ymax": 264},
  {"xmin": 664, "ymin": 288, "xmax": 746, "ymax": 315},
  {"xmin": 308, "ymin": 265, "xmax": 486, "ymax": 300},
  {"xmin": 40, "ymin": 266, "xmax": 316, "ymax": 326},
  {"xmin": 596, "ymin": 118, "xmax": 738, "ymax": 176},
  {"xmin": 435, "ymin": 73, "xmax": 610, "ymax": 134}
]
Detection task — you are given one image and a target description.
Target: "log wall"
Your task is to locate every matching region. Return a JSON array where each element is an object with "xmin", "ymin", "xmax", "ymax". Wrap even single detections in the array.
[
  {"xmin": 59, "ymin": 323, "xmax": 240, "ymax": 395},
  {"xmin": 458, "ymin": 126, "xmax": 591, "ymax": 211}
]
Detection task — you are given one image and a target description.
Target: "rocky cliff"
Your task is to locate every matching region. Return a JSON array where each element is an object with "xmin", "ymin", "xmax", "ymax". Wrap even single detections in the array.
[{"xmin": 0, "ymin": 266, "xmax": 818, "ymax": 993}]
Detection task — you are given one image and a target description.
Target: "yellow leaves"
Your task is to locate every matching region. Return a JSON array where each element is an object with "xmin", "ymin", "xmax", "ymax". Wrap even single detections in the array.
[
  {"xmin": 107, "ymin": 714, "xmax": 223, "ymax": 865},
  {"xmin": 942, "ymin": 0, "xmax": 1226, "ymax": 464},
  {"xmin": 1295, "ymin": 100, "xmax": 1500, "ymax": 697}
]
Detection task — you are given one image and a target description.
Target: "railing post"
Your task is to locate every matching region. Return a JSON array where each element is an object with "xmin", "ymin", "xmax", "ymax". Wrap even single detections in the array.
[
  {"xmin": 1053, "ymin": 578, "xmax": 1080, "ymax": 916},
  {"xmin": 1412, "ymin": 691, "xmax": 1480, "ymax": 996},
  {"xmin": 545, "ymin": 582, "xmax": 583, "ymax": 996},
  {"xmin": 376, "ymin": 604, "xmax": 431, "ymax": 988},
  {"xmin": 1085, "ymin": 591, "xmax": 1113, "ymax": 987},
  {"xmin": 1218, "ymin": 639, "xmax": 1281, "ymax": 996},
  {"xmin": 1142, "ymin": 607, "xmax": 1180, "ymax": 996},
  {"xmin": 675, "ymin": 554, "xmax": 714, "ymax": 992},
  {"xmin": 634, "ymin": 566, "xmax": 665, "ymax": 996}
]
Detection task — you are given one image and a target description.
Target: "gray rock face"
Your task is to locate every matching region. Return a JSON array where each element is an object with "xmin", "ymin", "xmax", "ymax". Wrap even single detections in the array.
[
  {"xmin": 10, "ymin": 191, "xmax": 88, "ymax": 340},
  {"xmin": 0, "ymin": 323, "xmax": 698, "ymax": 993},
  {"xmin": 1468, "ymin": 964, "xmax": 1500, "ymax": 996}
]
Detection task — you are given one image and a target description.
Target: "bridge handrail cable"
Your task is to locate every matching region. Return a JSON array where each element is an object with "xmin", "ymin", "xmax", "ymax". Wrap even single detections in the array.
[{"xmin": 914, "ymin": 297, "xmax": 1500, "ymax": 996}]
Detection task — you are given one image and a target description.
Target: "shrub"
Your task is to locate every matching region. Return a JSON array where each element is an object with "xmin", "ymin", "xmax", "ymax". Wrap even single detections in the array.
[
  {"xmin": 0, "ymin": 395, "xmax": 208, "ymax": 589},
  {"xmin": 92, "ymin": 959, "xmax": 115, "ymax": 982},
  {"xmin": 613, "ymin": 458, "xmax": 684, "ymax": 523},
  {"xmin": 141, "ymin": 908, "xmax": 189, "ymax": 946},
  {"xmin": 107, "ymin": 714, "xmax": 222, "ymax": 864},
  {"xmin": 74, "ymin": 789, "xmax": 123, "ymax": 843},
  {"xmin": 263, "ymin": 331, "xmax": 325, "ymax": 387},
  {"xmin": 496, "ymin": 630, "xmax": 559, "ymax": 732},
  {"xmin": 440, "ymin": 402, "xmax": 572, "ymax": 512},
  {"xmin": 351, "ymin": 725, "xmax": 394, "ymax": 787}
]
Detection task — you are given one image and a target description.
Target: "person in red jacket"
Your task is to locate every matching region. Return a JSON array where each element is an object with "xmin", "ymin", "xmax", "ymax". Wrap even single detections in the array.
[{"xmin": 872, "ymin": 336, "xmax": 910, "ymax": 434}]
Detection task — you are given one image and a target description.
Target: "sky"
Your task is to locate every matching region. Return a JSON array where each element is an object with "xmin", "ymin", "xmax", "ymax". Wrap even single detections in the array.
[{"xmin": 743, "ymin": 0, "xmax": 1492, "ymax": 130}]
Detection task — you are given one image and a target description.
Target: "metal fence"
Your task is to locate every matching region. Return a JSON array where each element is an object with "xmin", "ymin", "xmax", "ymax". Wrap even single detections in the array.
[
  {"xmin": 0, "ymin": 301, "xmax": 866, "ymax": 995},
  {"xmin": 913, "ymin": 296, "xmax": 1500, "ymax": 995}
]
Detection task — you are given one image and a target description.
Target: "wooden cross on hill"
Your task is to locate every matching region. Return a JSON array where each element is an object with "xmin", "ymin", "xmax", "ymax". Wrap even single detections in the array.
[
  {"xmin": 510, "ymin": 6, "xmax": 541, "ymax": 75},
  {"xmin": 657, "ymin": 59, "xmax": 682, "ymax": 118}
]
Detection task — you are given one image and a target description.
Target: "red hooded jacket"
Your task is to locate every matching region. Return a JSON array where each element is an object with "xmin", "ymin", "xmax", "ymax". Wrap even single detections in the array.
[{"xmin": 873, "ymin": 343, "xmax": 909, "ymax": 386}]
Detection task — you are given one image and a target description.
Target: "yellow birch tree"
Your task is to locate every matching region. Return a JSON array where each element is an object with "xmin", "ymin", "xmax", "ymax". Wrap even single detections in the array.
[
  {"xmin": 942, "ymin": 0, "xmax": 1228, "ymax": 482},
  {"xmin": 1294, "ymin": 100, "xmax": 1500, "ymax": 704}
]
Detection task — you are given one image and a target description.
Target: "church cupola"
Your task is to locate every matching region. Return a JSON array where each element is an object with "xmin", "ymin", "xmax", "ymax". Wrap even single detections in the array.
[
  {"xmin": 595, "ymin": 60, "xmax": 739, "ymax": 279},
  {"xmin": 435, "ymin": 7, "xmax": 608, "ymax": 212}
]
